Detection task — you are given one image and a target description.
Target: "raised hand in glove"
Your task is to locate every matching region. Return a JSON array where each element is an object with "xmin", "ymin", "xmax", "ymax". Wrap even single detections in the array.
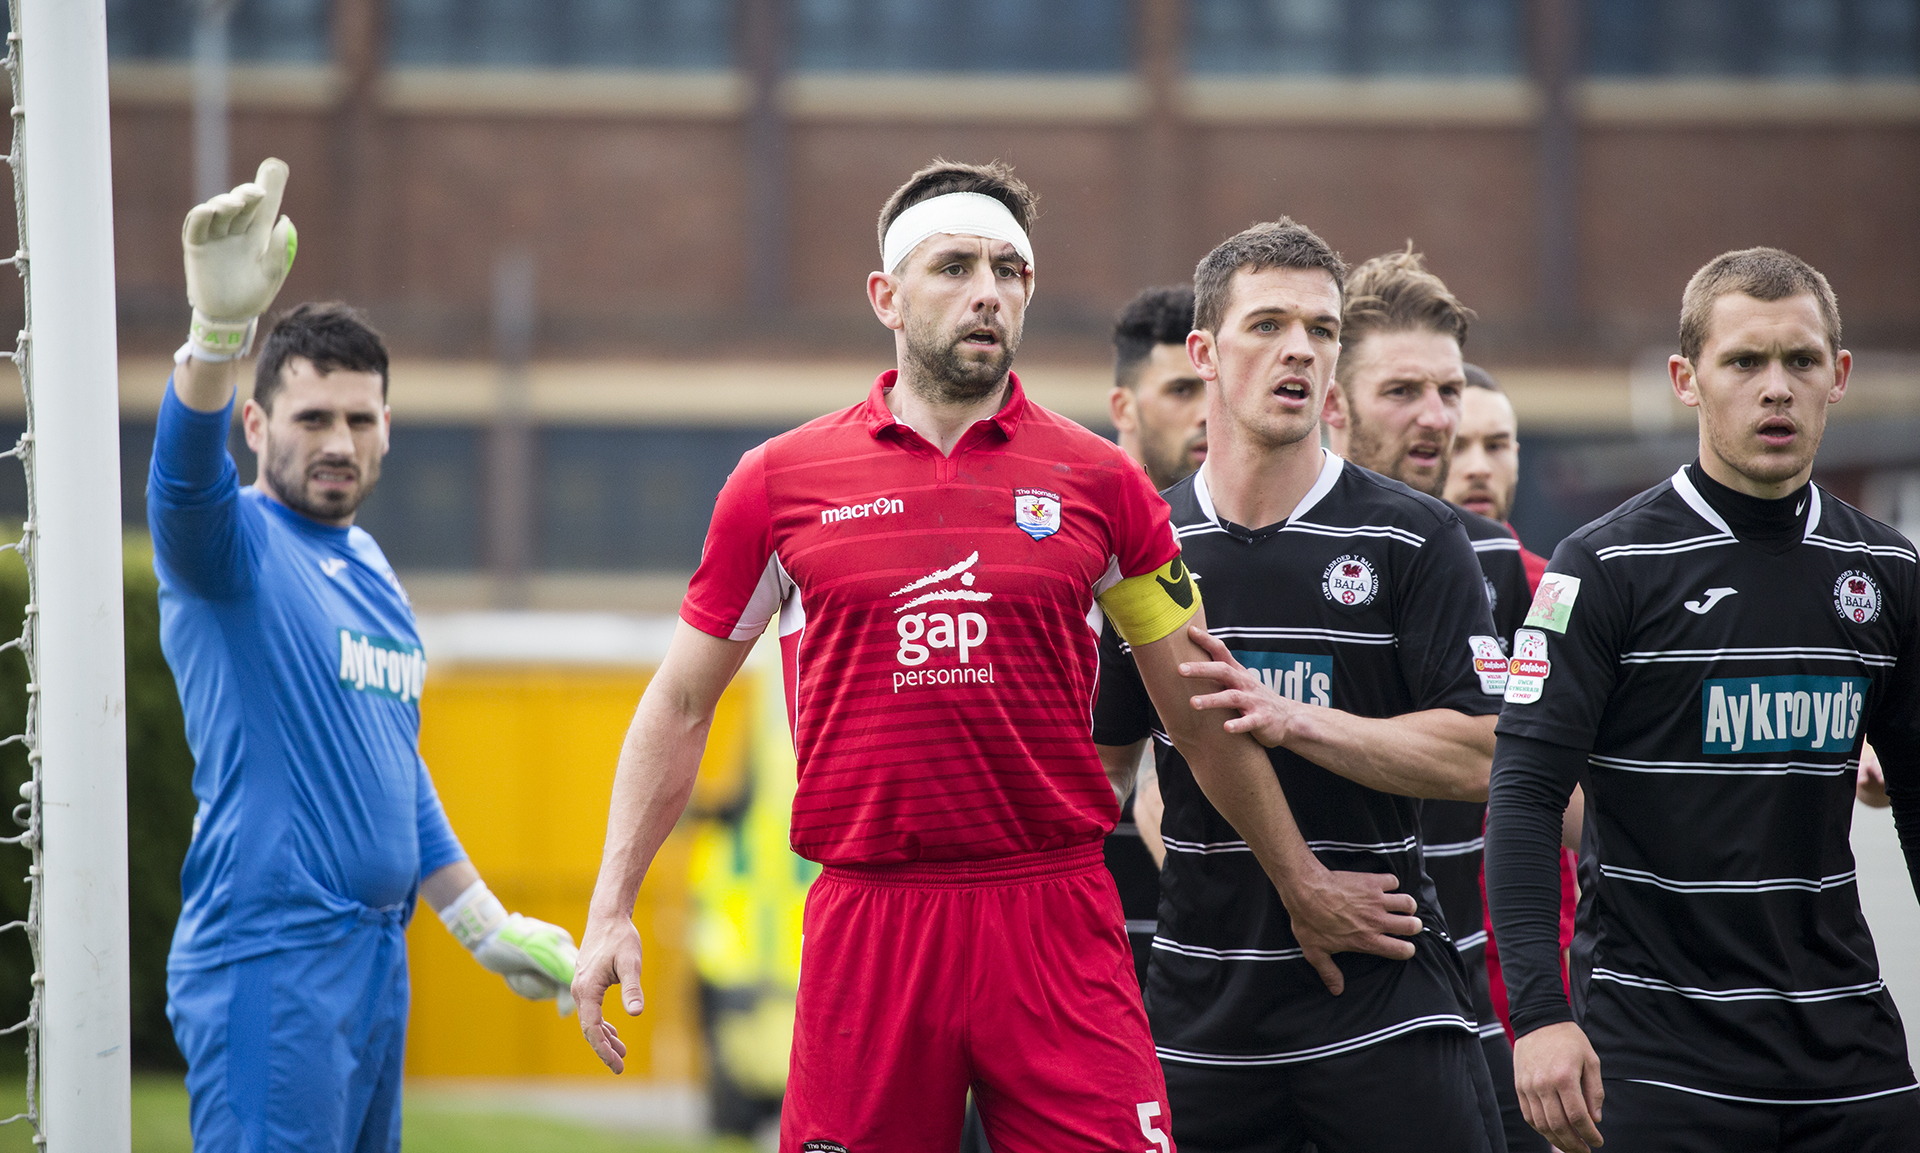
[{"xmin": 181, "ymin": 156, "xmax": 297, "ymax": 360}]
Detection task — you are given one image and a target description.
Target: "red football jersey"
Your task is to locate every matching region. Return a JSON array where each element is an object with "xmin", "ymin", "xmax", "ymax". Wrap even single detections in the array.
[{"xmin": 681, "ymin": 372, "xmax": 1180, "ymax": 865}]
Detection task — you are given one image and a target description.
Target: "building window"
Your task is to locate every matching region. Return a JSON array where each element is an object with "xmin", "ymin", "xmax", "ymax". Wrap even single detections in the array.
[
  {"xmin": 107, "ymin": 0, "xmax": 332, "ymax": 62},
  {"xmin": 1189, "ymin": 0, "xmax": 1523, "ymax": 75},
  {"xmin": 1588, "ymin": 0, "xmax": 1920, "ymax": 77},
  {"xmin": 388, "ymin": 0, "xmax": 735, "ymax": 69},
  {"xmin": 793, "ymin": 0, "xmax": 1132, "ymax": 72}
]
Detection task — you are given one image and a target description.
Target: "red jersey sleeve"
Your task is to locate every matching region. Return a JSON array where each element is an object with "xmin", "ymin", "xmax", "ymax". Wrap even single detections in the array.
[
  {"xmin": 681, "ymin": 443, "xmax": 788, "ymax": 642},
  {"xmin": 1107, "ymin": 457, "xmax": 1180, "ymax": 580}
]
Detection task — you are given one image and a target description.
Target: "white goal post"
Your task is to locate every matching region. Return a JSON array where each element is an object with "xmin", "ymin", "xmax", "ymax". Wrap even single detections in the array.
[{"xmin": 8, "ymin": 0, "xmax": 131, "ymax": 1150}]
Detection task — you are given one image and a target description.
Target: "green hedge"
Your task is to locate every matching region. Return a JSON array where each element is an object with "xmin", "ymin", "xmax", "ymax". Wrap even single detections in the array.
[{"xmin": 0, "ymin": 538, "xmax": 197, "ymax": 1069}]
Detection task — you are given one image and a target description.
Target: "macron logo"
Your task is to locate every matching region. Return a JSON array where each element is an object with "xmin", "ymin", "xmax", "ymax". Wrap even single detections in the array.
[{"xmin": 822, "ymin": 496, "xmax": 904, "ymax": 525}]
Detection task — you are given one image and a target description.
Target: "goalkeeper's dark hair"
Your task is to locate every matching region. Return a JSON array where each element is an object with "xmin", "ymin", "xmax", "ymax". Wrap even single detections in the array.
[{"xmin": 254, "ymin": 301, "xmax": 390, "ymax": 413}]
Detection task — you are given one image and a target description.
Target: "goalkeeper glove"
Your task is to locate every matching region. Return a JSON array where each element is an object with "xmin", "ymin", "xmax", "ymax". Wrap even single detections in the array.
[
  {"xmin": 181, "ymin": 156, "xmax": 298, "ymax": 361},
  {"xmin": 439, "ymin": 880, "xmax": 579, "ymax": 1017}
]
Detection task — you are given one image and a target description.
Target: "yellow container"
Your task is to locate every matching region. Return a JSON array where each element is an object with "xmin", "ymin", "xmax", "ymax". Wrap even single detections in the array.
[{"xmin": 402, "ymin": 614, "xmax": 756, "ymax": 1080}]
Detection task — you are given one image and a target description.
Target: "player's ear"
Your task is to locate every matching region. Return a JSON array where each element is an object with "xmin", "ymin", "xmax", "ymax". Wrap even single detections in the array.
[
  {"xmin": 1828, "ymin": 348, "xmax": 1852, "ymax": 407},
  {"xmin": 1669, "ymin": 354, "xmax": 1701, "ymax": 409},
  {"xmin": 1321, "ymin": 380, "xmax": 1348, "ymax": 429},
  {"xmin": 240, "ymin": 397, "xmax": 269, "ymax": 454},
  {"xmin": 380, "ymin": 405, "xmax": 392, "ymax": 455},
  {"xmin": 867, "ymin": 270, "xmax": 904, "ymax": 332},
  {"xmin": 1109, "ymin": 386, "xmax": 1137, "ymax": 435},
  {"xmin": 1187, "ymin": 329, "xmax": 1217, "ymax": 382}
]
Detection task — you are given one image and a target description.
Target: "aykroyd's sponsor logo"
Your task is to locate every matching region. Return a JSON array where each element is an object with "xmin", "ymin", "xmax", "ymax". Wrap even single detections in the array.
[
  {"xmin": 1468, "ymin": 635, "xmax": 1510, "ymax": 696},
  {"xmin": 822, "ymin": 495, "xmax": 904, "ymax": 525},
  {"xmin": 338, "ymin": 628, "xmax": 427, "ymax": 705},
  {"xmin": 1322, "ymin": 554, "xmax": 1378, "ymax": 608},
  {"xmin": 1702, "ymin": 674, "xmax": 1868, "ymax": 754},
  {"xmin": 891, "ymin": 551, "xmax": 995, "ymax": 693},
  {"xmin": 1014, "ymin": 488, "xmax": 1062, "ymax": 540},
  {"xmin": 1835, "ymin": 570, "xmax": 1881, "ymax": 625},
  {"xmin": 1232, "ymin": 650, "xmax": 1331, "ymax": 707},
  {"xmin": 1503, "ymin": 628, "xmax": 1551, "ymax": 704}
]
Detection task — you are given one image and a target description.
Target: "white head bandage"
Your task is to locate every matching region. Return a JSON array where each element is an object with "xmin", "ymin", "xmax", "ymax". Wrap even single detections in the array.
[{"xmin": 882, "ymin": 192, "xmax": 1035, "ymax": 275}]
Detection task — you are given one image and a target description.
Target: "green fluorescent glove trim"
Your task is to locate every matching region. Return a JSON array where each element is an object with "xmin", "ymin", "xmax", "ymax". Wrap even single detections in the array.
[
  {"xmin": 285, "ymin": 222, "xmax": 298, "ymax": 273},
  {"xmin": 497, "ymin": 922, "xmax": 574, "ymax": 984}
]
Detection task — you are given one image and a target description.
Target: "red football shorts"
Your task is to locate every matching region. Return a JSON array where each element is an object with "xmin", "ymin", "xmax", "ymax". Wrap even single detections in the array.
[{"xmin": 781, "ymin": 843, "xmax": 1175, "ymax": 1153}]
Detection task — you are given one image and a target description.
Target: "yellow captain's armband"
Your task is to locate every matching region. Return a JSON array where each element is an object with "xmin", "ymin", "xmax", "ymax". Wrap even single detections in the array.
[{"xmin": 1098, "ymin": 556, "xmax": 1201, "ymax": 647}]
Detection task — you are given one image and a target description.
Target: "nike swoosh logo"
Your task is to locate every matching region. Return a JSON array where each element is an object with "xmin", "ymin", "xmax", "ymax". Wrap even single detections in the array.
[
  {"xmin": 1155, "ymin": 557, "xmax": 1194, "ymax": 609},
  {"xmin": 1684, "ymin": 587, "xmax": 1737, "ymax": 614}
]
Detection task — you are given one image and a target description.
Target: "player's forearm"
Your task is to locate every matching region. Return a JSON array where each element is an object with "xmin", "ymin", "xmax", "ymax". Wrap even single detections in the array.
[
  {"xmin": 585, "ymin": 689, "xmax": 713, "ymax": 922},
  {"xmin": 1877, "ymin": 744, "xmax": 1920, "ymax": 907},
  {"xmin": 420, "ymin": 859, "xmax": 481, "ymax": 913},
  {"xmin": 174, "ymin": 355, "xmax": 240, "ymax": 413},
  {"xmin": 1097, "ymin": 739, "xmax": 1147, "ymax": 810},
  {"xmin": 1486, "ymin": 732, "xmax": 1585, "ymax": 1036},
  {"xmin": 1277, "ymin": 707, "xmax": 1495, "ymax": 801}
]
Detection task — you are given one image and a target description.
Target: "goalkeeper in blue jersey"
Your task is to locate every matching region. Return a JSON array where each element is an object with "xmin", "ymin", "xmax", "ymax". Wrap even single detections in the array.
[{"xmin": 151, "ymin": 157, "xmax": 577, "ymax": 1153}]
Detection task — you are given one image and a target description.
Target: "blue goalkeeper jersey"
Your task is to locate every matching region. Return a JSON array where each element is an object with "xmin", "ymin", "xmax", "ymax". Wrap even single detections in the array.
[{"xmin": 148, "ymin": 379, "xmax": 466, "ymax": 972}]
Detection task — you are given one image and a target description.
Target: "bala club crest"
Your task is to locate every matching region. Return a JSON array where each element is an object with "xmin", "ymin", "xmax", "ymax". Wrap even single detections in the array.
[
  {"xmin": 1014, "ymin": 488, "xmax": 1062, "ymax": 540},
  {"xmin": 1322, "ymin": 554, "xmax": 1378, "ymax": 608},
  {"xmin": 1835, "ymin": 570, "xmax": 1880, "ymax": 624}
]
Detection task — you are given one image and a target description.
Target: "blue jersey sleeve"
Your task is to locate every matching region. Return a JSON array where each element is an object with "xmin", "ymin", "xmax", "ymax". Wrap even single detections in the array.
[
  {"xmin": 414, "ymin": 759, "xmax": 468, "ymax": 879},
  {"xmin": 148, "ymin": 378, "xmax": 252, "ymax": 600}
]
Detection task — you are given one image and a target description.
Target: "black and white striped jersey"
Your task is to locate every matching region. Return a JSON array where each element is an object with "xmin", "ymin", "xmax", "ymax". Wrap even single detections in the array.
[
  {"xmin": 1496, "ymin": 463, "xmax": 1920, "ymax": 1102},
  {"xmin": 1092, "ymin": 450, "xmax": 1505, "ymax": 1067},
  {"xmin": 1423, "ymin": 505, "xmax": 1533, "ymax": 1036}
]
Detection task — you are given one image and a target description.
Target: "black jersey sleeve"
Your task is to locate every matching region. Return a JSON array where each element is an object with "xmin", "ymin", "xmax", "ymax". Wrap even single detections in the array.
[
  {"xmin": 1869, "ymin": 559, "xmax": 1920, "ymax": 906},
  {"xmin": 1490, "ymin": 538, "xmax": 1532, "ymax": 646},
  {"xmin": 1092, "ymin": 616, "xmax": 1156, "ymax": 746},
  {"xmin": 1494, "ymin": 537, "xmax": 1628, "ymax": 749},
  {"xmin": 1485, "ymin": 732, "xmax": 1586, "ymax": 1037},
  {"xmin": 1397, "ymin": 513, "xmax": 1503, "ymax": 715}
]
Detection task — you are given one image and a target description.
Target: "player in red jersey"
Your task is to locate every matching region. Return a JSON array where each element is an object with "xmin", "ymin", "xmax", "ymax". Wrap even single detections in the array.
[{"xmin": 569, "ymin": 161, "xmax": 1417, "ymax": 1152}]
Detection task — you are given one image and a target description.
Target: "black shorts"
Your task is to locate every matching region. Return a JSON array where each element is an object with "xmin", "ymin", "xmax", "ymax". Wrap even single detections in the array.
[
  {"xmin": 1596, "ymin": 1078, "xmax": 1920, "ymax": 1153},
  {"xmin": 1161, "ymin": 1025, "xmax": 1507, "ymax": 1153}
]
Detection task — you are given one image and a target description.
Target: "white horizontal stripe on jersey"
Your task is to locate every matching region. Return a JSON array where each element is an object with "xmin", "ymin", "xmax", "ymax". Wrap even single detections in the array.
[
  {"xmin": 1595, "ymin": 533, "xmax": 1737, "ymax": 560},
  {"xmin": 1599, "ymin": 864, "xmax": 1858, "ymax": 895},
  {"xmin": 1307, "ymin": 835, "xmax": 1419, "ymax": 855},
  {"xmin": 1206, "ymin": 626, "xmax": 1397, "ymax": 646},
  {"xmin": 1161, "ymin": 835, "xmax": 1253, "ymax": 855},
  {"xmin": 1285, "ymin": 521, "xmax": 1428, "ymax": 548},
  {"xmin": 1424, "ymin": 836, "xmax": 1486, "ymax": 859},
  {"xmin": 1150, "ymin": 728, "xmax": 1173, "ymax": 746},
  {"xmin": 1156, "ymin": 1013, "xmax": 1476, "ymax": 1066},
  {"xmin": 1805, "ymin": 534, "xmax": 1918, "ymax": 563},
  {"xmin": 1590, "ymin": 754, "xmax": 1854, "ymax": 778},
  {"xmin": 1478, "ymin": 1021, "xmax": 1510, "ymax": 1039},
  {"xmin": 1618, "ymin": 645, "xmax": 1897, "ymax": 668},
  {"xmin": 1622, "ymin": 1079, "xmax": 1918, "ymax": 1107},
  {"xmin": 1472, "ymin": 537, "xmax": 1521, "ymax": 553},
  {"xmin": 1125, "ymin": 919, "xmax": 1157, "ymax": 935},
  {"xmin": 1454, "ymin": 929, "xmax": 1489, "ymax": 952},
  {"xmin": 1591, "ymin": 968, "xmax": 1885, "ymax": 1003},
  {"xmin": 1175, "ymin": 522, "xmax": 1231, "ymax": 540},
  {"xmin": 1152, "ymin": 936, "xmax": 1305, "ymax": 963}
]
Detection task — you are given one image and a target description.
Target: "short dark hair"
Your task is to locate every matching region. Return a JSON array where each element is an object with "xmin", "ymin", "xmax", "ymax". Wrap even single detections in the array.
[
  {"xmin": 253, "ymin": 302, "xmax": 390, "ymax": 413},
  {"xmin": 1463, "ymin": 363, "xmax": 1502, "ymax": 392},
  {"xmin": 877, "ymin": 158, "xmax": 1038, "ymax": 263},
  {"xmin": 1338, "ymin": 246, "xmax": 1474, "ymax": 381},
  {"xmin": 1113, "ymin": 285, "xmax": 1196, "ymax": 388},
  {"xmin": 1678, "ymin": 246, "xmax": 1840, "ymax": 363},
  {"xmin": 1193, "ymin": 218, "xmax": 1346, "ymax": 334}
]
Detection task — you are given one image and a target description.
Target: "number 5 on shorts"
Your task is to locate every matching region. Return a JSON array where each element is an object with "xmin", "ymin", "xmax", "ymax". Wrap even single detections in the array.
[{"xmin": 1137, "ymin": 1101, "xmax": 1171, "ymax": 1153}]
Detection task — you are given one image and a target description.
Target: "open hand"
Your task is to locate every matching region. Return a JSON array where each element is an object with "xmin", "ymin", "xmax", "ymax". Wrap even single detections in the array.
[
  {"xmin": 1179, "ymin": 624, "xmax": 1299, "ymax": 748},
  {"xmin": 1282, "ymin": 867, "xmax": 1422, "ymax": 995},
  {"xmin": 1514, "ymin": 1021, "xmax": 1605, "ymax": 1152},
  {"xmin": 571, "ymin": 912, "xmax": 646, "ymax": 1073}
]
